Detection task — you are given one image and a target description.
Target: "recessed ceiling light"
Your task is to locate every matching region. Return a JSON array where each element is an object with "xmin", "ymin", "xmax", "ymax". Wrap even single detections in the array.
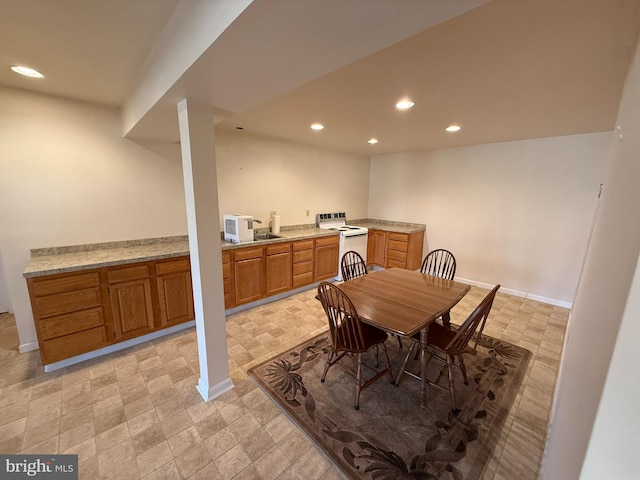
[
  {"xmin": 310, "ymin": 123, "xmax": 324, "ymax": 131},
  {"xmin": 367, "ymin": 138, "xmax": 378, "ymax": 144},
  {"xmin": 445, "ymin": 125, "xmax": 461, "ymax": 132},
  {"xmin": 395, "ymin": 100, "xmax": 415, "ymax": 110},
  {"xmin": 11, "ymin": 65, "xmax": 44, "ymax": 78}
]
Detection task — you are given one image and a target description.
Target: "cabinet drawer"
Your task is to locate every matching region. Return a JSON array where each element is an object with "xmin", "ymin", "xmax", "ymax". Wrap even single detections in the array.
[
  {"xmin": 387, "ymin": 249, "xmax": 407, "ymax": 262},
  {"xmin": 315, "ymin": 236, "xmax": 339, "ymax": 247},
  {"xmin": 387, "ymin": 258, "xmax": 407, "ymax": 269},
  {"xmin": 293, "ymin": 249, "xmax": 313, "ymax": 263},
  {"xmin": 388, "ymin": 239, "xmax": 409, "ymax": 252},
  {"xmin": 267, "ymin": 243, "xmax": 291, "ymax": 255},
  {"xmin": 293, "ymin": 261, "xmax": 313, "ymax": 276},
  {"xmin": 107, "ymin": 264, "xmax": 150, "ymax": 283},
  {"xmin": 42, "ymin": 326, "xmax": 108, "ymax": 363},
  {"xmin": 222, "ymin": 251, "xmax": 231, "ymax": 263},
  {"xmin": 31, "ymin": 272, "xmax": 100, "ymax": 297},
  {"xmin": 155, "ymin": 257, "xmax": 190, "ymax": 275},
  {"xmin": 40, "ymin": 307, "xmax": 104, "ymax": 340},
  {"xmin": 388, "ymin": 232, "xmax": 409, "ymax": 242},
  {"xmin": 222, "ymin": 262, "xmax": 231, "ymax": 279},
  {"xmin": 223, "ymin": 277, "xmax": 233, "ymax": 294},
  {"xmin": 293, "ymin": 240, "xmax": 314, "ymax": 251},
  {"xmin": 293, "ymin": 272, "xmax": 314, "ymax": 288},
  {"xmin": 234, "ymin": 247, "xmax": 264, "ymax": 261},
  {"xmin": 35, "ymin": 288, "xmax": 102, "ymax": 318}
]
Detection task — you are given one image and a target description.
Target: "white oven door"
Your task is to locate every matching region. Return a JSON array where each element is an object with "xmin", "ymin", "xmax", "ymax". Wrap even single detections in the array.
[{"xmin": 337, "ymin": 233, "xmax": 368, "ymax": 281}]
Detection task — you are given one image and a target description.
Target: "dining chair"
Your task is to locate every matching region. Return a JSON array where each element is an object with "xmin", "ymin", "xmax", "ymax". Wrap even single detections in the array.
[
  {"xmin": 420, "ymin": 249, "xmax": 457, "ymax": 328},
  {"xmin": 340, "ymin": 250, "xmax": 368, "ymax": 281},
  {"xmin": 341, "ymin": 251, "xmax": 404, "ymax": 349},
  {"xmin": 395, "ymin": 284, "xmax": 500, "ymax": 413},
  {"xmin": 317, "ymin": 281, "xmax": 395, "ymax": 410}
]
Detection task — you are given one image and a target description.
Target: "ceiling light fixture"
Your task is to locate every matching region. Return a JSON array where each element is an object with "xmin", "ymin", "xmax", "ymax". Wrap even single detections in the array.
[
  {"xmin": 11, "ymin": 65, "xmax": 44, "ymax": 78},
  {"xmin": 395, "ymin": 100, "xmax": 415, "ymax": 110},
  {"xmin": 310, "ymin": 123, "xmax": 324, "ymax": 131},
  {"xmin": 367, "ymin": 138, "xmax": 378, "ymax": 144},
  {"xmin": 445, "ymin": 125, "xmax": 461, "ymax": 132}
]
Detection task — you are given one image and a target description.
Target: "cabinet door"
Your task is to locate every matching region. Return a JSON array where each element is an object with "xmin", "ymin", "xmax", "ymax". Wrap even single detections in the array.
[
  {"xmin": 368, "ymin": 230, "xmax": 387, "ymax": 267},
  {"xmin": 266, "ymin": 243, "xmax": 292, "ymax": 296},
  {"xmin": 157, "ymin": 270, "xmax": 194, "ymax": 326},
  {"xmin": 109, "ymin": 278, "xmax": 155, "ymax": 340},
  {"xmin": 234, "ymin": 254, "xmax": 265, "ymax": 305},
  {"xmin": 266, "ymin": 252, "xmax": 292, "ymax": 296},
  {"xmin": 315, "ymin": 244, "xmax": 339, "ymax": 281}
]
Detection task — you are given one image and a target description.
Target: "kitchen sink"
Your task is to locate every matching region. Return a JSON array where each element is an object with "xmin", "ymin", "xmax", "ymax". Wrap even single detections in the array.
[{"xmin": 253, "ymin": 233, "xmax": 283, "ymax": 241}]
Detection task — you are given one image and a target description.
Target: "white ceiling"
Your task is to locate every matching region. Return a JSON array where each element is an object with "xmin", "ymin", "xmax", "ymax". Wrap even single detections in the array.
[{"xmin": 2, "ymin": 0, "xmax": 639, "ymax": 155}]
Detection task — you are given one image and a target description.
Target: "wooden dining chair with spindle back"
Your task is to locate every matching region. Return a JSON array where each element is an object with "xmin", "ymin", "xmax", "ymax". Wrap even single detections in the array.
[
  {"xmin": 340, "ymin": 250, "xmax": 368, "ymax": 282},
  {"xmin": 317, "ymin": 281, "xmax": 395, "ymax": 410},
  {"xmin": 395, "ymin": 284, "xmax": 500, "ymax": 413},
  {"xmin": 341, "ymin": 251, "xmax": 404, "ymax": 349},
  {"xmin": 420, "ymin": 249, "xmax": 457, "ymax": 328}
]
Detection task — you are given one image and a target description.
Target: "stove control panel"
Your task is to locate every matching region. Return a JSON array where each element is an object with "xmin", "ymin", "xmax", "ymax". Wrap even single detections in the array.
[{"xmin": 316, "ymin": 212, "xmax": 346, "ymax": 226}]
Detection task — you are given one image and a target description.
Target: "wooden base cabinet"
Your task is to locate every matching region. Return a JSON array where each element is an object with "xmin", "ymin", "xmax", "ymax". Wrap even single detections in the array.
[
  {"xmin": 367, "ymin": 229, "xmax": 424, "ymax": 271},
  {"xmin": 28, "ymin": 270, "xmax": 109, "ymax": 364},
  {"xmin": 314, "ymin": 236, "xmax": 339, "ymax": 281},
  {"xmin": 156, "ymin": 258, "xmax": 195, "ymax": 327},
  {"xmin": 266, "ymin": 243, "xmax": 292, "ymax": 296},
  {"xmin": 27, "ymin": 256, "xmax": 196, "ymax": 365},
  {"xmin": 234, "ymin": 247, "xmax": 265, "ymax": 305},
  {"xmin": 292, "ymin": 240, "xmax": 314, "ymax": 288}
]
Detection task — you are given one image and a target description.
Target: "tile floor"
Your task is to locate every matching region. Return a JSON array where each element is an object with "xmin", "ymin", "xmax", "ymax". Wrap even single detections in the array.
[{"xmin": 0, "ymin": 284, "xmax": 568, "ymax": 479}]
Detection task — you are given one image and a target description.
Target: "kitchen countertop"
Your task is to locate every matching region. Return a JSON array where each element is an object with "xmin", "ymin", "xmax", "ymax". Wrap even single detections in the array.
[
  {"xmin": 350, "ymin": 219, "xmax": 426, "ymax": 234},
  {"xmin": 23, "ymin": 219, "xmax": 425, "ymax": 278},
  {"xmin": 23, "ymin": 228, "xmax": 338, "ymax": 278}
]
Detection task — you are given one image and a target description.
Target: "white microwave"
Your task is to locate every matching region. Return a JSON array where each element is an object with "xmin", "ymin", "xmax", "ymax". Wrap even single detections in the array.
[{"xmin": 224, "ymin": 214, "xmax": 254, "ymax": 243}]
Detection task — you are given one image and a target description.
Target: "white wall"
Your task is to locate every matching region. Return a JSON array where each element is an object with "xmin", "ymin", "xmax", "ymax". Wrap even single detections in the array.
[
  {"xmin": 542, "ymin": 37, "xmax": 640, "ymax": 480},
  {"xmin": 0, "ymin": 87, "xmax": 371, "ymax": 351},
  {"xmin": 215, "ymin": 129, "xmax": 370, "ymax": 227},
  {"xmin": 0, "ymin": 88, "xmax": 189, "ymax": 350},
  {"xmin": 580, "ymin": 252, "xmax": 640, "ymax": 479},
  {"xmin": 369, "ymin": 133, "xmax": 611, "ymax": 305}
]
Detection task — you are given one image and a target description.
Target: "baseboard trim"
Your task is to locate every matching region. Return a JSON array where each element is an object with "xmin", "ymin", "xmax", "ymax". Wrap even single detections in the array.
[
  {"xmin": 43, "ymin": 321, "xmax": 196, "ymax": 372},
  {"xmin": 196, "ymin": 377, "xmax": 235, "ymax": 402},
  {"xmin": 455, "ymin": 277, "xmax": 572, "ymax": 309},
  {"xmin": 19, "ymin": 341, "xmax": 39, "ymax": 353}
]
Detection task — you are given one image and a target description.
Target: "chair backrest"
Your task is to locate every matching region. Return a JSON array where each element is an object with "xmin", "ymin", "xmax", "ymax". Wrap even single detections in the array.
[
  {"xmin": 444, "ymin": 284, "xmax": 500, "ymax": 355},
  {"xmin": 317, "ymin": 281, "xmax": 368, "ymax": 353},
  {"xmin": 421, "ymin": 249, "xmax": 457, "ymax": 280},
  {"xmin": 341, "ymin": 250, "xmax": 368, "ymax": 282}
]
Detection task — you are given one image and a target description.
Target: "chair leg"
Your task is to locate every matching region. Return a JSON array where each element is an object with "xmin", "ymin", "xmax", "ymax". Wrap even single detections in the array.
[
  {"xmin": 396, "ymin": 335, "xmax": 403, "ymax": 349},
  {"xmin": 458, "ymin": 355, "xmax": 468, "ymax": 385},
  {"xmin": 321, "ymin": 351, "xmax": 334, "ymax": 383},
  {"xmin": 446, "ymin": 355, "xmax": 457, "ymax": 413},
  {"xmin": 354, "ymin": 353, "xmax": 363, "ymax": 410},
  {"xmin": 394, "ymin": 341, "xmax": 416, "ymax": 386},
  {"xmin": 374, "ymin": 345, "xmax": 379, "ymax": 368}
]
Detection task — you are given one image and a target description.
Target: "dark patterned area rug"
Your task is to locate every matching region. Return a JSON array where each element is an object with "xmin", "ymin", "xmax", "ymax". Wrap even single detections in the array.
[{"xmin": 248, "ymin": 332, "xmax": 531, "ymax": 480}]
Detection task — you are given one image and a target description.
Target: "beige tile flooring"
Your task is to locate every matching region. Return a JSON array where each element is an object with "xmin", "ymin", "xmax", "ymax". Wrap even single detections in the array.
[{"xmin": 0, "ymin": 284, "xmax": 568, "ymax": 480}]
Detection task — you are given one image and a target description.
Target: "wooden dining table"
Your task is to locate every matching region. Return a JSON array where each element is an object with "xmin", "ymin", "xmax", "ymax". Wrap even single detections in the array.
[{"xmin": 337, "ymin": 268, "xmax": 470, "ymax": 407}]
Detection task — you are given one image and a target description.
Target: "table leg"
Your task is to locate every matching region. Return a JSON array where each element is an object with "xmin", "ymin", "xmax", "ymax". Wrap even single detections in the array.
[{"xmin": 420, "ymin": 327, "xmax": 427, "ymax": 408}]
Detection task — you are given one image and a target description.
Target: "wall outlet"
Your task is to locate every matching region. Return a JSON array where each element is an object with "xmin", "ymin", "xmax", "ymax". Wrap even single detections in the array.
[{"xmin": 306, "ymin": 209, "xmax": 310, "ymax": 216}]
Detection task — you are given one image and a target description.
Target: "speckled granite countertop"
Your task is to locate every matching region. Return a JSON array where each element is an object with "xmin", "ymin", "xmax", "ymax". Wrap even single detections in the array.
[
  {"xmin": 351, "ymin": 219, "xmax": 426, "ymax": 234},
  {"xmin": 23, "ymin": 228, "xmax": 339, "ymax": 278}
]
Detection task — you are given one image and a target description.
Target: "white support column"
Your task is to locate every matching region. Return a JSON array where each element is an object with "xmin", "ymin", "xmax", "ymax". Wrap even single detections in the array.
[{"xmin": 177, "ymin": 98, "xmax": 233, "ymax": 402}]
